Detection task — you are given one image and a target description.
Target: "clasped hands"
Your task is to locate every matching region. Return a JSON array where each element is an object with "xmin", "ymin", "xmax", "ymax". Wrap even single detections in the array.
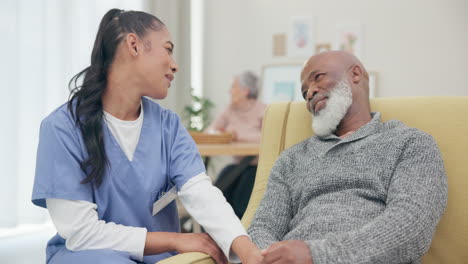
[
  {"xmin": 258, "ymin": 240, "xmax": 313, "ymax": 264},
  {"xmin": 234, "ymin": 240, "xmax": 313, "ymax": 264},
  {"xmin": 189, "ymin": 233, "xmax": 312, "ymax": 264}
]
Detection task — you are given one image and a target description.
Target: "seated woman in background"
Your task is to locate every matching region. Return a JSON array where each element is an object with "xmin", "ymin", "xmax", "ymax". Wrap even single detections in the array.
[{"xmin": 207, "ymin": 71, "xmax": 267, "ymax": 219}]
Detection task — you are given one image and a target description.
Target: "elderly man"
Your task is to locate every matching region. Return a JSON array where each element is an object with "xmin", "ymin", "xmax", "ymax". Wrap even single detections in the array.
[{"xmin": 248, "ymin": 51, "xmax": 447, "ymax": 264}]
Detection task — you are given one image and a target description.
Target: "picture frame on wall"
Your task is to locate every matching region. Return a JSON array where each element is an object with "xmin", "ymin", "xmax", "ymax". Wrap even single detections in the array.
[
  {"xmin": 288, "ymin": 16, "xmax": 315, "ymax": 57},
  {"xmin": 261, "ymin": 64, "xmax": 304, "ymax": 104},
  {"xmin": 333, "ymin": 23, "xmax": 363, "ymax": 60}
]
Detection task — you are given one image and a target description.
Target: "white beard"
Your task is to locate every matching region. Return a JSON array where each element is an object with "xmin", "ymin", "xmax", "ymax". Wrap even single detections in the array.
[{"xmin": 311, "ymin": 80, "xmax": 352, "ymax": 137}]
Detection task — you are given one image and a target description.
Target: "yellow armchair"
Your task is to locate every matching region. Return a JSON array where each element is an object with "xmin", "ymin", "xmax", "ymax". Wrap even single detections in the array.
[{"xmin": 158, "ymin": 96, "xmax": 468, "ymax": 264}]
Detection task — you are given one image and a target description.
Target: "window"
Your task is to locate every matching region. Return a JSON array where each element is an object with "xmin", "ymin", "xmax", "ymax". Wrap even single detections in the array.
[{"xmin": 0, "ymin": 0, "xmax": 145, "ymax": 232}]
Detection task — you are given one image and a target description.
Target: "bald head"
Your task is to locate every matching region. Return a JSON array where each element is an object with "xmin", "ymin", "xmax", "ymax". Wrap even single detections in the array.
[{"xmin": 301, "ymin": 51, "xmax": 368, "ymax": 84}]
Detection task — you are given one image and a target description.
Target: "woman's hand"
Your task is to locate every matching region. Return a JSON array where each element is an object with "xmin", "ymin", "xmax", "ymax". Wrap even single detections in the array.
[
  {"xmin": 242, "ymin": 250, "xmax": 263, "ymax": 264},
  {"xmin": 231, "ymin": 235, "xmax": 263, "ymax": 264},
  {"xmin": 144, "ymin": 232, "xmax": 227, "ymax": 264},
  {"xmin": 173, "ymin": 233, "xmax": 228, "ymax": 264}
]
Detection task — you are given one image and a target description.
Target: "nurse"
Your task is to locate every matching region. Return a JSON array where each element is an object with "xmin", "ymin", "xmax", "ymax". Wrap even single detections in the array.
[{"xmin": 32, "ymin": 9, "xmax": 261, "ymax": 264}]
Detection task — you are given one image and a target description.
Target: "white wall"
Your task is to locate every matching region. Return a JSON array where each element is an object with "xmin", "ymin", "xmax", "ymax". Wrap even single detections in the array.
[
  {"xmin": 0, "ymin": 0, "xmax": 20, "ymax": 228},
  {"xmin": 202, "ymin": 0, "xmax": 468, "ymax": 115}
]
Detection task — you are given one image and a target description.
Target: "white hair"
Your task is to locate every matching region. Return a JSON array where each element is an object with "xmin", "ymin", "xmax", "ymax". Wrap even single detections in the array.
[
  {"xmin": 311, "ymin": 80, "xmax": 353, "ymax": 137},
  {"xmin": 237, "ymin": 71, "xmax": 259, "ymax": 99}
]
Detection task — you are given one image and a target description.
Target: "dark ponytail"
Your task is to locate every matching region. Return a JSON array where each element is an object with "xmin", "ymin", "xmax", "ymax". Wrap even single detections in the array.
[{"xmin": 68, "ymin": 9, "xmax": 164, "ymax": 187}]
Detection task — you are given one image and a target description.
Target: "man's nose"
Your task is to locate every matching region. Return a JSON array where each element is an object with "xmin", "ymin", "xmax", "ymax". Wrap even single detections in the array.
[{"xmin": 305, "ymin": 87, "xmax": 318, "ymax": 101}]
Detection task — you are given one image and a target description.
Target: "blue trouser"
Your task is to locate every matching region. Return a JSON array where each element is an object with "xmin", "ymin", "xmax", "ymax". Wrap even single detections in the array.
[
  {"xmin": 216, "ymin": 164, "xmax": 257, "ymax": 219},
  {"xmin": 46, "ymin": 234, "xmax": 175, "ymax": 263},
  {"xmin": 48, "ymin": 246, "xmax": 174, "ymax": 264},
  {"xmin": 49, "ymin": 248, "xmax": 138, "ymax": 264}
]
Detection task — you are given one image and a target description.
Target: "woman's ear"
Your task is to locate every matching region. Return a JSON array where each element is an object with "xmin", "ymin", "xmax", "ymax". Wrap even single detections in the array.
[{"xmin": 125, "ymin": 33, "xmax": 139, "ymax": 56}]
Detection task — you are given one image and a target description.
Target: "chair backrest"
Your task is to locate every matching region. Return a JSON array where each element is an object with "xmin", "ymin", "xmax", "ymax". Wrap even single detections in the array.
[{"xmin": 242, "ymin": 96, "xmax": 468, "ymax": 264}]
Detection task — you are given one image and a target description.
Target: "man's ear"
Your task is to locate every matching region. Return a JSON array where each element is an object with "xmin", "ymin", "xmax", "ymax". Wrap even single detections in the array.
[
  {"xmin": 125, "ymin": 33, "xmax": 139, "ymax": 56},
  {"xmin": 350, "ymin": 64, "xmax": 363, "ymax": 84}
]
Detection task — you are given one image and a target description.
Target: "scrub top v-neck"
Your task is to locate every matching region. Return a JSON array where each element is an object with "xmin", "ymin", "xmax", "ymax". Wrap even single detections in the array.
[
  {"xmin": 103, "ymin": 102, "xmax": 144, "ymax": 162},
  {"xmin": 32, "ymin": 97, "xmax": 205, "ymax": 263}
]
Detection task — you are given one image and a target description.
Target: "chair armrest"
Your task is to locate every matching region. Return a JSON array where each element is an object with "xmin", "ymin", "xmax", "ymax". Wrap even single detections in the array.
[{"xmin": 156, "ymin": 252, "xmax": 215, "ymax": 264}]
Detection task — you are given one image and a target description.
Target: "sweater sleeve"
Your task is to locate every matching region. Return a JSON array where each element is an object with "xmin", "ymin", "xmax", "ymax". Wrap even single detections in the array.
[
  {"xmin": 305, "ymin": 133, "xmax": 448, "ymax": 264},
  {"xmin": 46, "ymin": 199, "xmax": 147, "ymax": 261},
  {"xmin": 247, "ymin": 155, "xmax": 293, "ymax": 249}
]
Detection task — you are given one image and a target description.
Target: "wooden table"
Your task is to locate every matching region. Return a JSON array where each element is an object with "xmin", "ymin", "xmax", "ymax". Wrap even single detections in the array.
[{"xmin": 196, "ymin": 142, "xmax": 260, "ymax": 156}]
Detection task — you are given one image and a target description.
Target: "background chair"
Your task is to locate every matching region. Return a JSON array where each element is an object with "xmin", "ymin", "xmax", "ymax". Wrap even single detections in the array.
[{"xmin": 158, "ymin": 96, "xmax": 468, "ymax": 264}]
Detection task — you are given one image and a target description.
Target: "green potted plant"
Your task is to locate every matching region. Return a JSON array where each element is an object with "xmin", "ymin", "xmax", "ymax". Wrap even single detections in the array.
[{"xmin": 183, "ymin": 89, "xmax": 214, "ymax": 132}]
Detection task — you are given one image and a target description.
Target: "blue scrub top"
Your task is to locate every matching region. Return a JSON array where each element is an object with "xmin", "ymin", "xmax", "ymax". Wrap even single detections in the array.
[{"xmin": 32, "ymin": 97, "xmax": 205, "ymax": 263}]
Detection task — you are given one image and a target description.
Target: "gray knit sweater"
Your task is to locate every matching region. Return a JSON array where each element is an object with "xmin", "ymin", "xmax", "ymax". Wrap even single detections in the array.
[{"xmin": 248, "ymin": 112, "xmax": 447, "ymax": 264}]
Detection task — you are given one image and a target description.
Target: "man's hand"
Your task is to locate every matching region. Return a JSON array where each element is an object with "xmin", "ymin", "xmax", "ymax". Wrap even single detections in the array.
[
  {"xmin": 173, "ymin": 233, "xmax": 228, "ymax": 264},
  {"xmin": 261, "ymin": 240, "xmax": 313, "ymax": 264}
]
